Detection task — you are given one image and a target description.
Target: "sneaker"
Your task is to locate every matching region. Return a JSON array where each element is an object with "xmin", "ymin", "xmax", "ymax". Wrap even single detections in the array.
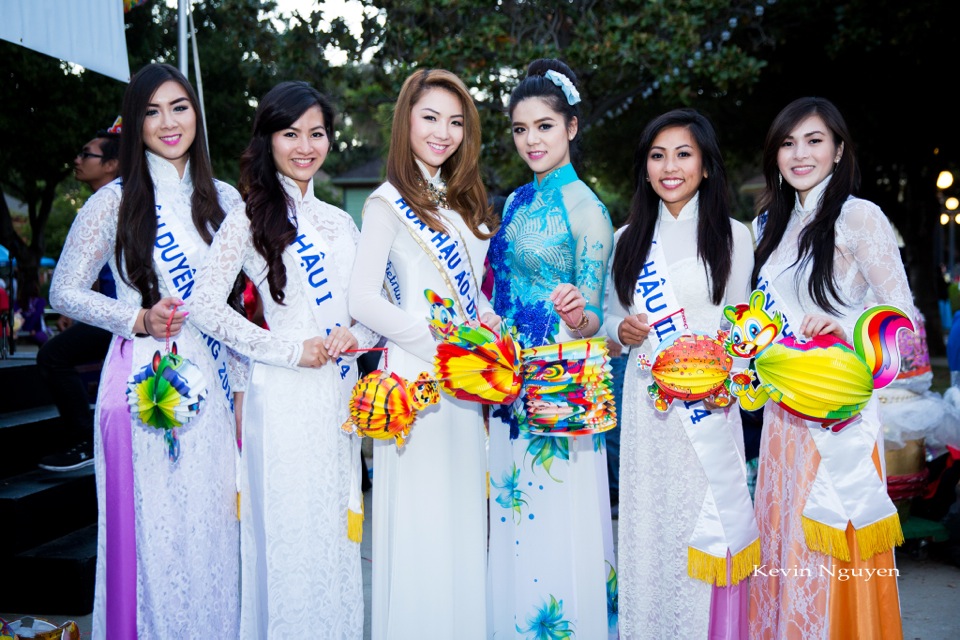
[{"xmin": 38, "ymin": 441, "xmax": 94, "ymax": 471}]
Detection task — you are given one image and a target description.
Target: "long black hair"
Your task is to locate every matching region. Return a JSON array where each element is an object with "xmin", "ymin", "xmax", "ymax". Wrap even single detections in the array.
[
  {"xmin": 612, "ymin": 108, "xmax": 734, "ymax": 308},
  {"xmin": 508, "ymin": 58, "xmax": 583, "ymax": 173},
  {"xmin": 114, "ymin": 63, "xmax": 228, "ymax": 307},
  {"xmin": 753, "ymin": 97, "xmax": 859, "ymax": 314},
  {"xmin": 239, "ymin": 80, "xmax": 335, "ymax": 304}
]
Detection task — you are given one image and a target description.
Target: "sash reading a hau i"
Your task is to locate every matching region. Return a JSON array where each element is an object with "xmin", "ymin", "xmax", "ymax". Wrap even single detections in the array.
[
  {"xmin": 369, "ymin": 183, "xmax": 480, "ymax": 320},
  {"xmin": 634, "ymin": 229, "xmax": 759, "ymax": 586},
  {"xmin": 754, "ymin": 268, "xmax": 902, "ymax": 561},
  {"xmin": 284, "ymin": 213, "xmax": 364, "ymax": 543},
  {"xmin": 153, "ymin": 198, "xmax": 234, "ymax": 412}
]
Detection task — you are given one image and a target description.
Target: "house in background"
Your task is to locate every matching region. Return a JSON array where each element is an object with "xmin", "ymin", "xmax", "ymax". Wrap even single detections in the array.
[{"xmin": 331, "ymin": 158, "xmax": 384, "ymax": 228}]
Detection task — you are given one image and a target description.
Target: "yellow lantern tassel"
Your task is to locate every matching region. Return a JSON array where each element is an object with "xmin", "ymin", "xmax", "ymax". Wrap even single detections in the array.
[
  {"xmin": 687, "ymin": 547, "xmax": 730, "ymax": 586},
  {"xmin": 802, "ymin": 515, "xmax": 851, "ymax": 562},
  {"xmin": 855, "ymin": 513, "xmax": 904, "ymax": 559},
  {"xmin": 730, "ymin": 538, "xmax": 761, "ymax": 585},
  {"xmin": 687, "ymin": 538, "xmax": 761, "ymax": 586},
  {"xmin": 348, "ymin": 501, "xmax": 364, "ymax": 544}
]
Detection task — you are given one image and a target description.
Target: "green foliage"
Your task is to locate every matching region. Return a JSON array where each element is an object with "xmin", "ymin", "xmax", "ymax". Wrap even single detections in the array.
[
  {"xmin": 344, "ymin": 0, "xmax": 769, "ymax": 196},
  {"xmin": 45, "ymin": 180, "xmax": 93, "ymax": 259}
]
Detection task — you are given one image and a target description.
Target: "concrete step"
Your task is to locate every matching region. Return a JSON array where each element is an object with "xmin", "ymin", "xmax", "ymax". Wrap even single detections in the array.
[
  {"xmin": 0, "ymin": 466, "xmax": 96, "ymax": 555},
  {"xmin": 0, "ymin": 407, "xmax": 69, "ymax": 479},
  {"xmin": 0, "ymin": 524, "xmax": 97, "ymax": 616},
  {"xmin": 0, "ymin": 360, "xmax": 54, "ymax": 414}
]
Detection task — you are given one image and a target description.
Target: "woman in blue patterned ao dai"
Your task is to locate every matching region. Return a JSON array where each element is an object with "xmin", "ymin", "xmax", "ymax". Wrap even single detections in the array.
[{"xmin": 487, "ymin": 58, "xmax": 618, "ymax": 640}]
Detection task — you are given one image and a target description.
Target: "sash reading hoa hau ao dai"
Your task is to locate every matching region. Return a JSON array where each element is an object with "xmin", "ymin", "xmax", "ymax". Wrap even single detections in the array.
[
  {"xmin": 283, "ymin": 189, "xmax": 364, "ymax": 542},
  {"xmin": 370, "ymin": 182, "xmax": 481, "ymax": 321},
  {"xmin": 634, "ymin": 225, "xmax": 759, "ymax": 586},
  {"xmin": 753, "ymin": 266, "xmax": 902, "ymax": 561}
]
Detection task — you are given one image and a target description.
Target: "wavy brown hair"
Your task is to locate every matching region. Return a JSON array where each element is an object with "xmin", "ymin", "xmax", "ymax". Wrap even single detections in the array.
[
  {"xmin": 239, "ymin": 81, "xmax": 335, "ymax": 304},
  {"xmin": 386, "ymin": 69, "xmax": 496, "ymax": 239}
]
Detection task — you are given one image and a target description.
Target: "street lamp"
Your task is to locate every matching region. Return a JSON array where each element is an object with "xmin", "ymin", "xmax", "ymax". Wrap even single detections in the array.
[
  {"xmin": 939, "ymin": 171, "xmax": 957, "ymax": 275},
  {"xmin": 938, "ymin": 171, "xmax": 954, "ymax": 190}
]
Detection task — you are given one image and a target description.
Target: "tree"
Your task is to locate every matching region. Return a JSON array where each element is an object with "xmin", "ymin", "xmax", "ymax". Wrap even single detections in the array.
[
  {"xmin": 0, "ymin": 0, "xmax": 285, "ymax": 301},
  {"xmin": 0, "ymin": 42, "xmax": 128, "ymax": 304},
  {"xmin": 336, "ymin": 0, "xmax": 771, "ymax": 222},
  {"xmin": 707, "ymin": 0, "xmax": 960, "ymax": 354}
]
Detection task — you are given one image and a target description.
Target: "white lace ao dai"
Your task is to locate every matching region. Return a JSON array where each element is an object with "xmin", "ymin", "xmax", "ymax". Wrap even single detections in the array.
[
  {"xmin": 49, "ymin": 154, "xmax": 242, "ymax": 639},
  {"xmin": 190, "ymin": 177, "xmax": 378, "ymax": 639},
  {"xmin": 603, "ymin": 198, "xmax": 755, "ymax": 639}
]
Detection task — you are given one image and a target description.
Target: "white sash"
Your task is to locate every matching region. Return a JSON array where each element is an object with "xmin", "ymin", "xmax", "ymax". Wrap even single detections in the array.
[
  {"xmin": 153, "ymin": 197, "xmax": 234, "ymax": 412},
  {"xmin": 755, "ymin": 269, "xmax": 902, "ymax": 560},
  {"xmin": 285, "ymin": 211, "xmax": 364, "ymax": 543},
  {"xmin": 369, "ymin": 183, "xmax": 480, "ymax": 320},
  {"xmin": 635, "ymin": 228, "xmax": 759, "ymax": 585}
]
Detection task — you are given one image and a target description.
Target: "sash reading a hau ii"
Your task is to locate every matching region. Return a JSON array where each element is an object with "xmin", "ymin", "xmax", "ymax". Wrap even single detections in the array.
[
  {"xmin": 153, "ymin": 199, "xmax": 234, "ymax": 411},
  {"xmin": 284, "ymin": 215, "xmax": 356, "ymax": 398},
  {"xmin": 634, "ymin": 227, "xmax": 759, "ymax": 586},
  {"xmin": 284, "ymin": 212, "xmax": 364, "ymax": 542},
  {"xmin": 754, "ymin": 267, "xmax": 902, "ymax": 562},
  {"xmin": 368, "ymin": 182, "xmax": 480, "ymax": 320}
]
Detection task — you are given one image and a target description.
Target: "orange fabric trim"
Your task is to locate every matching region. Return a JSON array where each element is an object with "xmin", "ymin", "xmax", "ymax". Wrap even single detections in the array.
[{"xmin": 827, "ymin": 523, "xmax": 902, "ymax": 640}]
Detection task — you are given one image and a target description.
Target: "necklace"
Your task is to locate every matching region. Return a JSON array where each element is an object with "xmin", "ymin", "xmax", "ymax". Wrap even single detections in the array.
[{"xmin": 420, "ymin": 177, "xmax": 449, "ymax": 208}]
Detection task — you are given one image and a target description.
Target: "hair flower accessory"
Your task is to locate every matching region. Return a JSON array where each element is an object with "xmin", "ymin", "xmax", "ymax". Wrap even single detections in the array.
[{"xmin": 544, "ymin": 70, "xmax": 581, "ymax": 106}]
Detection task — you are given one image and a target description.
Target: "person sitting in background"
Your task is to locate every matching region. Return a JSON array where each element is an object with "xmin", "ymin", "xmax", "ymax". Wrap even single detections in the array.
[
  {"xmin": 36, "ymin": 119, "xmax": 121, "ymax": 472},
  {"xmin": 14, "ymin": 280, "xmax": 52, "ymax": 346}
]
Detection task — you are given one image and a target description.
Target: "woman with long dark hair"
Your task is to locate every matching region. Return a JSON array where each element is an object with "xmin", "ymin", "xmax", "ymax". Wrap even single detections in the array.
[
  {"xmin": 486, "ymin": 58, "xmax": 617, "ymax": 639},
  {"xmin": 348, "ymin": 68, "xmax": 498, "ymax": 638},
  {"xmin": 605, "ymin": 108, "xmax": 755, "ymax": 638},
  {"xmin": 49, "ymin": 63, "xmax": 242, "ymax": 638},
  {"xmin": 749, "ymin": 97, "xmax": 912, "ymax": 638},
  {"xmin": 191, "ymin": 80, "xmax": 375, "ymax": 638}
]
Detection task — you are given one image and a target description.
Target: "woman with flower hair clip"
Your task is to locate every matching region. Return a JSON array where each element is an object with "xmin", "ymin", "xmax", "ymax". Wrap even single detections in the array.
[
  {"xmin": 349, "ymin": 68, "xmax": 499, "ymax": 639},
  {"xmin": 487, "ymin": 58, "xmax": 617, "ymax": 638}
]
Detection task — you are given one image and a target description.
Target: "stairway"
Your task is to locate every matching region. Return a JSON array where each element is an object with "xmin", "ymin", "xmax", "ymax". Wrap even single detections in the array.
[{"xmin": 0, "ymin": 351, "xmax": 97, "ymax": 615}]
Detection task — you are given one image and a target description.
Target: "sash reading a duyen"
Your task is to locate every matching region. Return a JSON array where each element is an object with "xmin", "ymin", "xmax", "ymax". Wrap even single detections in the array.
[
  {"xmin": 635, "ymin": 229, "xmax": 759, "ymax": 586},
  {"xmin": 284, "ymin": 213, "xmax": 364, "ymax": 543},
  {"xmin": 755, "ymin": 269, "xmax": 902, "ymax": 562},
  {"xmin": 153, "ymin": 201, "xmax": 234, "ymax": 412},
  {"xmin": 371, "ymin": 183, "xmax": 480, "ymax": 320}
]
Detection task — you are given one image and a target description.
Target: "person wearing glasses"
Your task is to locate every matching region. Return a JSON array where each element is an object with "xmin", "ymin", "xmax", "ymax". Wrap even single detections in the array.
[{"xmin": 36, "ymin": 119, "xmax": 122, "ymax": 472}]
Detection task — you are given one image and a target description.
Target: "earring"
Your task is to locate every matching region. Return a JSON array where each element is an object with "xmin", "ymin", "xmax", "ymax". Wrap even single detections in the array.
[{"xmin": 778, "ymin": 172, "xmax": 783, "ymax": 188}]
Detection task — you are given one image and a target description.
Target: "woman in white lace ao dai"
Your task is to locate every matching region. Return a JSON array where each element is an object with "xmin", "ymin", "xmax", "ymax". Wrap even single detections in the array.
[
  {"xmin": 604, "ymin": 109, "xmax": 755, "ymax": 639},
  {"xmin": 49, "ymin": 63, "xmax": 242, "ymax": 639},
  {"xmin": 190, "ymin": 81, "xmax": 377, "ymax": 639},
  {"xmin": 748, "ymin": 97, "xmax": 912, "ymax": 640}
]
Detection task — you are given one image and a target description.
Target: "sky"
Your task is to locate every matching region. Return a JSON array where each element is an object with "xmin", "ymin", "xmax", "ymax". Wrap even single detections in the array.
[{"xmin": 274, "ymin": 0, "xmax": 364, "ymax": 29}]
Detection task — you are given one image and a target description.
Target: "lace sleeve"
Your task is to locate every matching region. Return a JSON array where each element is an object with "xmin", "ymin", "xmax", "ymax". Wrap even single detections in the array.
[
  {"xmin": 603, "ymin": 226, "xmax": 631, "ymax": 346},
  {"xmin": 49, "ymin": 187, "xmax": 142, "ymax": 338},
  {"xmin": 348, "ymin": 198, "xmax": 437, "ymax": 363},
  {"xmin": 189, "ymin": 207, "xmax": 302, "ymax": 369},
  {"xmin": 568, "ymin": 192, "xmax": 615, "ymax": 322},
  {"xmin": 228, "ymin": 349, "xmax": 250, "ymax": 393},
  {"xmin": 841, "ymin": 199, "xmax": 914, "ymax": 313}
]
